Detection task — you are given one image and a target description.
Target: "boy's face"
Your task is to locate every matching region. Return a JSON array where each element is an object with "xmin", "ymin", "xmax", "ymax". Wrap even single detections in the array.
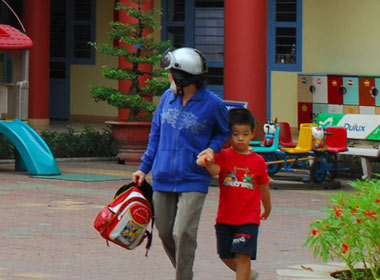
[{"xmin": 230, "ymin": 124, "xmax": 254, "ymax": 153}]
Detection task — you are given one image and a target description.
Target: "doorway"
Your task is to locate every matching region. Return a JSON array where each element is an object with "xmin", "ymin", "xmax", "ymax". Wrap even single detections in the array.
[{"xmin": 50, "ymin": 0, "xmax": 95, "ymax": 119}]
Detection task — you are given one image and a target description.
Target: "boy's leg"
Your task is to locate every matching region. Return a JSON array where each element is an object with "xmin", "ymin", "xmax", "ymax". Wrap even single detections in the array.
[
  {"xmin": 153, "ymin": 191, "xmax": 178, "ymax": 268},
  {"xmin": 221, "ymin": 258, "xmax": 258, "ymax": 280},
  {"xmin": 221, "ymin": 258, "xmax": 237, "ymax": 271},
  {"xmin": 173, "ymin": 191, "xmax": 206, "ymax": 280},
  {"xmin": 235, "ymin": 253, "xmax": 251, "ymax": 280},
  {"xmin": 217, "ymin": 223, "xmax": 259, "ymax": 280}
]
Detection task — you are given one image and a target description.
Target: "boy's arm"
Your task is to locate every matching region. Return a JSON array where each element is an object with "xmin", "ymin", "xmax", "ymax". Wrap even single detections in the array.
[
  {"xmin": 204, "ymin": 162, "xmax": 220, "ymax": 177},
  {"xmin": 258, "ymin": 183, "xmax": 271, "ymax": 220}
]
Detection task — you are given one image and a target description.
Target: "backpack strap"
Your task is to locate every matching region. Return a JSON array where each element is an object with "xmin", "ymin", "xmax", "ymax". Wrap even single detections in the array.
[{"xmin": 145, "ymin": 213, "xmax": 155, "ymax": 257}]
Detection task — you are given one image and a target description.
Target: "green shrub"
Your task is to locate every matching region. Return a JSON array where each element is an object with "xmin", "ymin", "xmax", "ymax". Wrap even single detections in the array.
[
  {"xmin": 0, "ymin": 135, "xmax": 15, "ymax": 159},
  {"xmin": 0, "ymin": 126, "xmax": 117, "ymax": 159},
  {"xmin": 304, "ymin": 179, "xmax": 380, "ymax": 279}
]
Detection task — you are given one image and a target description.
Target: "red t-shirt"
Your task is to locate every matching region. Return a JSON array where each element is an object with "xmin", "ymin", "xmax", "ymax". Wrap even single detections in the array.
[{"xmin": 215, "ymin": 148, "xmax": 270, "ymax": 225}]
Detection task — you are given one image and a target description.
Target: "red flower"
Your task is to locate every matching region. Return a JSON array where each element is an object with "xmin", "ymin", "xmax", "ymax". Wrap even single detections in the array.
[
  {"xmin": 357, "ymin": 219, "xmax": 362, "ymax": 223},
  {"xmin": 350, "ymin": 209, "xmax": 358, "ymax": 214},
  {"xmin": 342, "ymin": 243, "xmax": 349, "ymax": 254},
  {"xmin": 335, "ymin": 211, "xmax": 342, "ymax": 217},
  {"xmin": 312, "ymin": 229, "xmax": 318, "ymax": 236},
  {"xmin": 333, "ymin": 205, "xmax": 342, "ymax": 211},
  {"xmin": 363, "ymin": 211, "xmax": 377, "ymax": 217},
  {"xmin": 375, "ymin": 198, "xmax": 380, "ymax": 203}
]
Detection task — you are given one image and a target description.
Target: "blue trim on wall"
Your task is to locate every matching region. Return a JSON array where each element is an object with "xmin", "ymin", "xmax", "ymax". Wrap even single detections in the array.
[
  {"xmin": 161, "ymin": 0, "xmax": 194, "ymax": 47},
  {"xmin": 267, "ymin": 0, "xmax": 303, "ymax": 121},
  {"xmin": 267, "ymin": 0, "xmax": 302, "ymax": 72},
  {"xmin": 267, "ymin": 68, "xmax": 271, "ymax": 121}
]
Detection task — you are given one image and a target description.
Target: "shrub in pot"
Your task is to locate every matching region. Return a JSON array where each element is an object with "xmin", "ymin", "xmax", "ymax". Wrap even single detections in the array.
[
  {"xmin": 304, "ymin": 178, "xmax": 380, "ymax": 279},
  {"xmin": 89, "ymin": 0, "xmax": 170, "ymax": 163}
]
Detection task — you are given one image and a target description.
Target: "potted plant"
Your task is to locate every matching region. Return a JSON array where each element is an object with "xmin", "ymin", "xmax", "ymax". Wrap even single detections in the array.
[
  {"xmin": 304, "ymin": 178, "xmax": 380, "ymax": 279},
  {"xmin": 89, "ymin": 0, "xmax": 170, "ymax": 164}
]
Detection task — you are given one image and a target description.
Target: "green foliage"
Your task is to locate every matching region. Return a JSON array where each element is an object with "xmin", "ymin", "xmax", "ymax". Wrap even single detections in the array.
[
  {"xmin": 304, "ymin": 179, "xmax": 380, "ymax": 279},
  {"xmin": 90, "ymin": 85, "xmax": 156, "ymax": 118},
  {"xmin": 90, "ymin": 0, "xmax": 171, "ymax": 121},
  {"xmin": 40, "ymin": 126, "xmax": 118, "ymax": 158},
  {"xmin": 0, "ymin": 127, "xmax": 117, "ymax": 159},
  {"xmin": 0, "ymin": 135, "xmax": 15, "ymax": 159}
]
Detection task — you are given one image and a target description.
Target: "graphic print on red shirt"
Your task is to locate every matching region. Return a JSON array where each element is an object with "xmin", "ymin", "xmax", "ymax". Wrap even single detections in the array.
[{"xmin": 215, "ymin": 148, "xmax": 270, "ymax": 226}]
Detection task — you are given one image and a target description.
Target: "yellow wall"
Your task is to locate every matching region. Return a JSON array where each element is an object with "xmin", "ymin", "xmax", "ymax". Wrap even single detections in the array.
[
  {"xmin": 271, "ymin": 72, "xmax": 298, "ymax": 125},
  {"xmin": 70, "ymin": 0, "xmax": 117, "ymax": 119},
  {"xmin": 271, "ymin": 0, "xmax": 380, "ymax": 127}
]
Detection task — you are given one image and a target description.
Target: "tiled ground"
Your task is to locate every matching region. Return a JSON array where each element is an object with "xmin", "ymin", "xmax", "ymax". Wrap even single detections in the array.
[{"xmin": 0, "ymin": 160, "xmax": 357, "ymax": 280}]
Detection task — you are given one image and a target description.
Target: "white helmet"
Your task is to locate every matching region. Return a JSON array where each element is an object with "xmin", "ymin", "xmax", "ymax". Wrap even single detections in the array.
[{"xmin": 161, "ymin": 47, "xmax": 207, "ymax": 75}]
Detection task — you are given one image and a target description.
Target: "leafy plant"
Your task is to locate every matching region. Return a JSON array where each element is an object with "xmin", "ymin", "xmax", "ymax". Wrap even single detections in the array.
[
  {"xmin": 40, "ymin": 126, "xmax": 118, "ymax": 158},
  {"xmin": 89, "ymin": 0, "xmax": 171, "ymax": 121},
  {"xmin": 0, "ymin": 135, "xmax": 15, "ymax": 159},
  {"xmin": 304, "ymin": 179, "xmax": 380, "ymax": 280},
  {"xmin": 0, "ymin": 126, "xmax": 117, "ymax": 159}
]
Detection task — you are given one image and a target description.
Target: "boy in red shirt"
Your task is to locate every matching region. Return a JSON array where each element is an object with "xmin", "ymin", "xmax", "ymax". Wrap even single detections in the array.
[{"xmin": 197, "ymin": 108, "xmax": 271, "ymax": 280}]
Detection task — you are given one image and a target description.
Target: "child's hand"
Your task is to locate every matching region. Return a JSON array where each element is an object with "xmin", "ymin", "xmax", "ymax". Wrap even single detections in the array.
[{"xmin": 260, "ymin": 209, "xmax": 271, "ymax": 220}]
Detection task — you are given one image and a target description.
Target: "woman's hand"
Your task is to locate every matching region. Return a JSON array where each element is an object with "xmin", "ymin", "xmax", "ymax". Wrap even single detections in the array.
[
  {"xmin": 197, "ymin": 148, "xmax": 215, "ymax": 166},
  {"xmin": 132, "ymin": 170, "xmax": 146, "ymax": 186}
]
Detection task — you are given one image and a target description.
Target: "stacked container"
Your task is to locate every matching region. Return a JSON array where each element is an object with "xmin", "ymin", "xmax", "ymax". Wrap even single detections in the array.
[{"xmin": 297, "ymin": 73, "xmax": 380, "ymax": 127}]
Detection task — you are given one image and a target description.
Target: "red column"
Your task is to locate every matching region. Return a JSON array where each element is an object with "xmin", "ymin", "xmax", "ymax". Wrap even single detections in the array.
[
  {"xmin": 24, "ymin": 0, "xmax": 51, "ymax": 129},
  {"xmin": 118, "ymin": 0, "xmax": 153, "ymax": 120},
  {"xmin": 224, "ymin": 0, "xmax": 267, "ymax": 137}
]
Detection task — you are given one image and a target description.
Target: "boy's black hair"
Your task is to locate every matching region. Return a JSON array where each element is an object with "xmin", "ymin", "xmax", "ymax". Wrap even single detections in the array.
[{"xmin": 228, "ymin": 108, "xmax": 255, "ymax": 131}]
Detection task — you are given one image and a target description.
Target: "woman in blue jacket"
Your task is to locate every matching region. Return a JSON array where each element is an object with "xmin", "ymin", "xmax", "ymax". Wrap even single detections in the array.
[{"xmin": 133, "ymin": 47, "xmax": 229, "ymax": 280}]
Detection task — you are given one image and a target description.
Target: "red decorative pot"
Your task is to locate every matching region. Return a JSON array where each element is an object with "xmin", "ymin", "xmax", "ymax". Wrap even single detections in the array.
[{"xmin": 106, "ymin": 121, "xmax": 151, "ymax": 165}]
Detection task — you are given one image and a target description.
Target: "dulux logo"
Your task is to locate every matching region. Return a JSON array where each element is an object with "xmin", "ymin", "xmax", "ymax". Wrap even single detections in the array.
[{"xmin": 344, "ymin": 123, "xmax": 366, "ymax": 132}]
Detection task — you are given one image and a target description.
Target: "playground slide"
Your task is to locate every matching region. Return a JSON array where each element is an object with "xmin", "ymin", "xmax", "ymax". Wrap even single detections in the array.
[{"xmin": 0, "ymin": 119, "xmax": 61, "ymax": 175}]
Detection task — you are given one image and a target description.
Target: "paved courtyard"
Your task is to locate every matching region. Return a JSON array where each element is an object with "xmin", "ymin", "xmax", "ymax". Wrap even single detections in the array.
[{"xmin": 0, "ymin": 159, "xmax": 358, "ymax": 280}]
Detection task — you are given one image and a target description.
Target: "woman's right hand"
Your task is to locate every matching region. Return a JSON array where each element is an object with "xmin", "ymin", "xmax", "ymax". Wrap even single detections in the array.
[{"xmin": 132, "ymin": 170, "xmax": 146, "ymax": 186}]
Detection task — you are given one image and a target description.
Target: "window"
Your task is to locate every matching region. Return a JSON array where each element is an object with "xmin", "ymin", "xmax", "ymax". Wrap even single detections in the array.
[
  {"xmin": 162, "ymin": 0, "xmax": 225, "ymax": 97},
  {"xmin": 72, "ymin": 0, "xmax": 96, "ymax": 63},
  {"xmin": 50, "ymin": 0, "xmax": 95, "ymax": 67},
  {"xmin": 268, "ymin": 0, "xmax": 302, "ymax": 71},
  {"xmin": 162, "ymin": 0, "xmax": 187, "ymax": 47},
  {"xmin": 194, "ymin": 1, "xmax": 224, "ymax": 96},
  {"xmin": 0, "ymin": 53, "xmax": 12, "ymax": 83},
  {"xmin": 50, "ymin": 0, "xmax": 66, "ymax": 59},
  {"xmin": 0, "ymin": 0, "xmax": 23, "ymax": 29}
]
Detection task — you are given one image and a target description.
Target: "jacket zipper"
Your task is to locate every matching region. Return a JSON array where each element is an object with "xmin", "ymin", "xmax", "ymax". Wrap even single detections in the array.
[
  {"xmin": 172, "ymin": 127, "xmax": 179, "ymax": 192},
  {"xmin": 172, "ymin": 98, "xmax": 190, "ymax": 192}
]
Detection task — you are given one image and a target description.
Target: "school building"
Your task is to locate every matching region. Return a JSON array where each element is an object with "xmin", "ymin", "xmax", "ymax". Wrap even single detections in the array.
[{"xmin": 1, "ymin": 0, "xmax": 380, "ymax": 133}]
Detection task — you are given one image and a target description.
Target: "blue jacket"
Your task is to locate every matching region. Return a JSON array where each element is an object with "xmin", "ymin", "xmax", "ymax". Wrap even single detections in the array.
[{"xmin": 139, "ymin": 87, "xmax": 230, "ymax": 193}]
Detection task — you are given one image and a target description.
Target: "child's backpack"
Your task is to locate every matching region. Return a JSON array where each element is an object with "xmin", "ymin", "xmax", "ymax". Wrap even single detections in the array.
[{"xmin": 94, "ymin": 180, "xmax": 154, "ymax": 255}]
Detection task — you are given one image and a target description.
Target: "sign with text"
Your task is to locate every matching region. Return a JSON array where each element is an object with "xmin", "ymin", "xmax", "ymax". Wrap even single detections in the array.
[
  {"xmin": 224, "ymin": 100, "xmax": 248, "ymax": 111},
  {"xmin": 316, "ymin": 113, "xmax": 380, "ymax": 140}
]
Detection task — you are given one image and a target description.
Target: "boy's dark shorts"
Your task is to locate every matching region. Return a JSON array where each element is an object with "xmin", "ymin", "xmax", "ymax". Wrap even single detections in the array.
[{"xmin": 215, "ymin": 223, "xmax": 259, "ymax": 260}]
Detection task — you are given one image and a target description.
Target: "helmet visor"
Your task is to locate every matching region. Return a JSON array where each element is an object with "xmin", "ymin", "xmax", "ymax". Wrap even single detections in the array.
[{"xmin": 160, "ymin": 49, "xmax": 175, "ymax": 70}]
